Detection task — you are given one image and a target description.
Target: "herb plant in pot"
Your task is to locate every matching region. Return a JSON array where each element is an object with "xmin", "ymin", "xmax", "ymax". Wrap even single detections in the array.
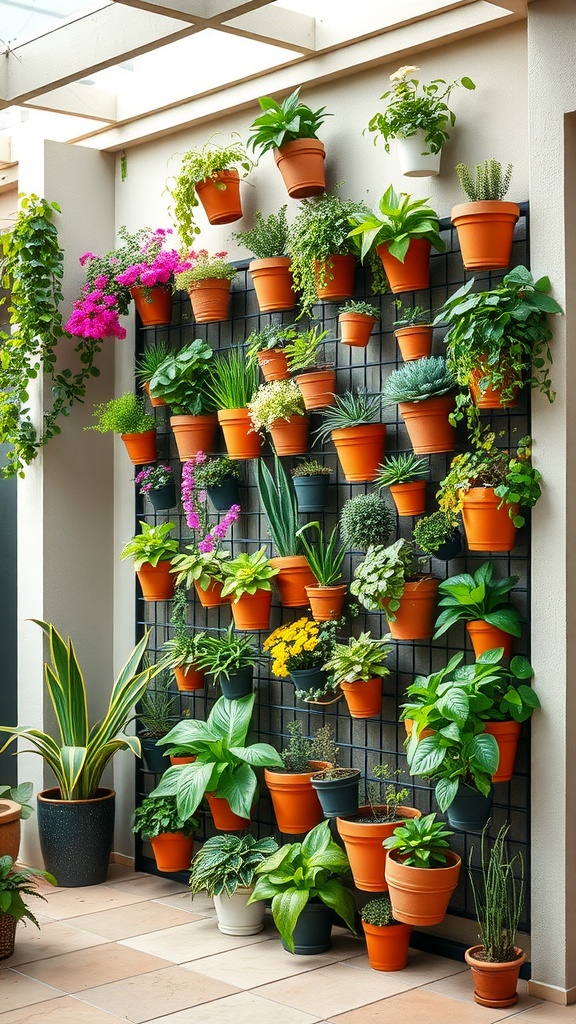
[
  {"xmin": 323, "ymin": 632, "xmax": 392, "ymax": 719},
  {"xmin": 136, "ymin": 671, "xmax": 177, "ymax": 772},
  {"xmin": 192, "ymin": 454, "xmax": 241, "ymax": 511},
  {"xmin": 208, "ymin": 347, "xmax": 262, "ymax": 460},
  {"xmin": 284, "ymin": 325, "xmax": 335, "ymax": 410},
  {"xmin": 392, "ymin": 302, "xmax": 433, "ymax": 361},
  {"xmin": 383, "ymin": 813, "xmax": 461, "ymax": 926},
  {"xmin": 264, "ymin": 616, "xmax": 342, "ymax": 706},
  {"xmin": 148, "ymin": 339, "xmax": 216, "ymax": 459},
  {"xmin": 174, "ymin": 251, "xmax": 238, "ymax": 324},
  {"xmin": 433, "ymin": 561, "xmax": 522, "ymax": 660},
  {"xmin": 257, "ymin": 456, "xmax": 317, "ymax": 606},
  {"xmin": 120, "ymin": 521, "xmax": 178, "ymax": 602},
  {"xmin": 189, "ymin": 833, "xmax": 279, "ymax": 935},
  {"xmin": 360, "ymin": 894, "xmax": 412, "ymax": 972},
  {"xmin": 413, "ymin": 509, "xmax": 463, "ymax": 561},
  {"xmin": 248, "ymin": 379, "xmax": 309, "ymax": 456},
  {"xmin": 375, "ymin": 452, "xmax": 429, "ymax": 517},
  {"xmin": 451, "ymin": 159, "xmax": 520, "ymax": 271},
  {"xmin": 296, "ymin": 521, "xmax": 347, "ymax": 621},
  {"xmin": 247, "ymin": 87, "xmax": 330, "ymax": 199},
  {"xmin": 381, "ymin": 356, "xmax": 457, "ymax": 454},
  {"xmin": 87, "ymin": 393, "xmax": 156, "ymax": 465},
  {"xmin": 264, "ymin": 721, "xmax": 338, "ymax": 835},
  {"xmin": 233, "ymin": 205, "xmax": 295, "ymax": 312},
  {"xmin": 193, "ymin": 624, "xmax": 263, "ymax": 700},
  {"xmin": 0, "ymin": 856, "xmax": 56, "ymax": 960},
  {"xmin": 315, "ymin": 390, "xmax": 386, "ymax": 483},
  {"xmin": 0, "ymin": 623, "xmax": 158, "ymax": 886},
  {"xmin": 168, "ymin": 134, "xmax": 253, "ymax": 244},
  {"xmin": 350, "ymin": 538, "xmax": 439, "ymax": 641},
  {"xmin": 291, "ymin": 459, "xmax": 332, "ymax": 513},
  {"xmin": 338, "ymin": 299, "xmax": 380, "ymax": 349},
  {"xmin": 135, "ymin": 464, "xmax": 177, "ymax": 512},
  {"xmin": 340, "ymin": 492, "xmax": 395, "ymax": 551},
  {"xmin": 220, "ymin": 547, "xmax": 280, "ymax": 631},
  {"xmin": 135, "ymin": 340, "xmax": 171, "ymax": 406},
  {"xmin": 132, "ymin": 795, "xmax": 197, "ymax": 874},
  {"xmin": 161, "ymin": 588, "xmax": 208, "ymax": 692},
  {"xmin": 247, "ymin": 819, "xmax": 356, "ymax": 954}
]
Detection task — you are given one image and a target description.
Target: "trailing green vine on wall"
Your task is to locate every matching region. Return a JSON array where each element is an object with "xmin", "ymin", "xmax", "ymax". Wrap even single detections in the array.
[{"xmin": 0, "ymin": 194, "xmax": 102, "ymax": 478}]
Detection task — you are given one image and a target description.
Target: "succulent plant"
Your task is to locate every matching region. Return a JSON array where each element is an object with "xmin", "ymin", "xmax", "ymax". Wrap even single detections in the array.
[{"xmin": 382, "ymin": 356, "xmax": 455, "ymax": 405}]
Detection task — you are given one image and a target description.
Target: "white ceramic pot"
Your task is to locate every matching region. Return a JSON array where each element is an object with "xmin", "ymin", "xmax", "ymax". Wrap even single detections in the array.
[
  {"xmin": 213, "ymin": 886, "xmax": 266, "ymax": 935},
  {"xmin": 396, "ymin": 131, "xmax": 442, "ymax": 177}
]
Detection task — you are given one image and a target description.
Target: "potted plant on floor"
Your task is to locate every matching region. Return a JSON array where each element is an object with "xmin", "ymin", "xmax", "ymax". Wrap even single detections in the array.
[
  {"xmin": 381, "ymin": 356, "xmax": 457, "ymax": 454},
  {"xmin": 132, "ymin": 795, "xmax": 197, "ymax": 873},
  {"xmin": 338, "ymin": 299, "xmax": 380, "ymax": 348},
  {"xmin": 296, "ymin": 521, "xmax": 347, "ymax": 621},
  {"xmin": 264, "ymin": 721, "xmax": 338, "ymax": 834},
  {"xmin": 233, "ymin": 205, "xmax": 295, "ymax": 312},
  {"xmin": 174, "ymin": 250, "xmax": 238, "ymax": 324},
  {"xmin": 168, "ymin": 134, "xmax": 253, "ymax": 245},
  {"xmin": 340, "ymin": 492, "xmax": 395, "ymax": 552},
  {"xmin": 0, "ymin": 622, "xmax": 159, "ymax": 886},
  {"xmin": 148, "ymin": 339, "xmax": 216, "ymax": 459},
  {"xmin": 220, "ymin": 547, "xmax": 280, "ymax": 631},
  {"xmin": 375, "ymin": 452, "xmax": 429, "ymax": 517},
  {"xmin": 246, "ymin": 323, "xmax": 299, "ymax": 382},
  {"xmin": 87, "ymin": 393, "xmax": 156, "ymax": 465},
  {"xmin": 135, "ymin": 340, "xmax": 171, "ymax": 406},
  {"xmin": 0, "ymin": 856, "xmax": 56, "ymax": 960},
  {"xmin": 135, "ymin": 464, "xmax": 177, "ymax": 512},
  {"xmin": 365, "ymin": 65, "xmax": 475, "ymax": 177},
  {"xmin": 315, "ymin": 390, "xmax": 386, "ymax": 482},
  {"xmin": 192, "ymin": 454, "xmax": 241, "ymax": 511},
  {"xmin": 247, "ymin": 87, "xmax": 331, "ymax": 199},
  {"xmin": 189, "ymin": 833, "xmax": 279, "ymax": 935},
  {"xmin": 465, "ymin": 823, "xmax": 526, "ymax": 1007},
  {"xmin": 392, "ymin": 302, "xmax": 434, "ymax": 361},
  {"xmin": 413, "ymin": 509, "xmax": 462, "ymax": 561},
  {"xmin": 193, "ymin": 624, "xmax": 264, "ymax": 700},
  {"xmin": 208, "ymin": 346, "xmax": 262, "ymax": 459},
  {"xmin": 433, "ymin": 561, "xmax": 523, "ymax": 659},
  {"xmin": 248, "ymin": 378, "xmax": 309, "ymax": 456},
  {"xmin": 153, "ymin": 693, "xmax": 284, "ymax": 829},
  {"xmin": 383, "ymin": 813, "xmax": 461, "ymax": 925},
  {"xmin": 451, "ymin": 159, "xmax": 520, "ymax": 270},
  {"xmin": 257, "ymin": 455, "xmax": 317, "ymax": 606},
  {"xmin": 323, "ymin": 632, "xmax": 392, "ymax": 718},
  {"xmin": 360, "ymin": 895, "xmax": 412, "ymax": 972},
  {"xmin": 0, "ymin": 784, "xmax": 34, "ymax": 862},
  {"xmin": 120, "ymin": 521, "xmax": 179, "ymax": 602},
  {"xmin": 136, "ymin": 670, "xmax": 177, "ymax": 772},
  {"xmin": 350, "ymin": 538, "xmax": 439, "ymax": 640},
  {"xmin": 247, "ymin": 820, "xmax": 356, "ymax": 954},
  {"xmin": 284, "ymin": 326, "xmax": 335, "ymax": 410},
  {"xmin": 291, "ymin": 459, "xmax": 332, "ymax": 513},
  {"xmin": 264, "ymin": 616, "xmax": 342, "ymax": 706}
]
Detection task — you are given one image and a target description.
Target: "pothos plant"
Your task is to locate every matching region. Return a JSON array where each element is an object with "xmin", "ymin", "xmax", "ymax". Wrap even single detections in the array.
[{"xmin": 0, "ymin": 195, "xmax": 104, "ymax": 477}]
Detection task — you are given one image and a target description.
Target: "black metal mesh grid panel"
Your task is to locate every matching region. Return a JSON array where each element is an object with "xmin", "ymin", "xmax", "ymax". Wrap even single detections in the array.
[{"xmin": 133, "ymin": 207, "xmax": 531, "ymax": 941}]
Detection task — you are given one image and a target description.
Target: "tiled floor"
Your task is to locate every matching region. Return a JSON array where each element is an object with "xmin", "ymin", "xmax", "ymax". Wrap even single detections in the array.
[{"xmin": 1, "ymin": 865, "xmax": 575, "ymax": 1023}]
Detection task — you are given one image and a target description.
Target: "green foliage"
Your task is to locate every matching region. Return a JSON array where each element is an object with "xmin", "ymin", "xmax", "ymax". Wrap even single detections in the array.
[
  {"xmin": 170, "ymin": 546, "xmax": 230, "ymax": 592},
  {"xmin": 433, "ymin": 562, "xmax": 522, "ymax": 639},
  {"xmin": 194, "ymin": 624, "xmax": 263, "ymax": 681},
  {"xmin": 0, "ymin": 195, "xmax": 104, "ymax": 477},
  {"xmin": 246, "ymin": 323, "xmax": 299, "ymax": 360},
  {"xmin": 135, "ymin": 341, "xmax": 172, "ymax": 385},
  {"xmin": 365, "ymin": 67, "xmax": 475, "ymax": 154},
  {"xmin": 392, "ymin": 302, "xmax": 432, "ymax": 327},
  {"xmin": 349, "ymin": 184, "xmax": 445, "ymax": 265},
  {"xmin": 193, "ymin": 454, "xmax": 241, "ymax": 488},
  {"xmin": 257, "ymin": 455, "xmax": 301, "ymax": 558},
  {"xmin": 339, "ymin": 492, "xmax": 395, "ymax": 551},
  {"xmin": 137, "ymin": 671, "xmax": 176, "ymax": 737},
  {"xmin": 148, "ymin": 339, "xmax": 214, "ymax": 415},
  {"xmin": 247, "ymin": 87, "xmax": 330, "ymax": 156},
  {"xmin": 338, "ymin": 299, "xmax": 380, "ymax": 317},
  {"xmin": 189, "ymin": 833, "xmax": 279, "ymax": 898},
  {"xmin": 278, "ymin": 720, "xmax": 338, "ymax": 773},
  {"xmin": 375, "ymin": 452, "xmax": 429, "ymax": 487},
  {"xmin": 383, "ymin": 812, "xmax": 454, "ymax": 869},
  {"xmin": 208, "ymin": 346, "xmax": 259, "ymax": 409},
  {"xmin": 291, "ymin": 459, "xmax": 332, "ymax": 478},
  {"xmin": 365, "ymin": 763, "xmax": 410, "ymax": 820},
  {"xmin": 175, "ymin": 254, "xmax": 238, "ymax": 287},
  {"xmin": 382, "ymin": 355, "xmax": 455, "ymax": 405},
  {"xmin": 0, "ymin": 855, "xmax": 56, "ymax": 927},
  {"xmin": 456, "ymin": 159, "xmax": 513, "ymax": 202},
  {"xmin": 220, "ymin": 547, "xmax": 279, "ymax": 601},
  {"xmin": 315, "ymin": 389, "xmax": 382, "ymax": 443},
  {"xmin": 233, "ymin": 206, "xmax": 290, "ymax": 259},
  {"xmin": 153, "ymin": 693, "xmax": 284, "ymax": 820},
  {"xmin": 0, "ymin": 622, "xmax": 158, "ymax": 800},
  {"xmin": 168, "ymin": 134, "xmax": 253, "ymax": 246},
  {"xmin": 0, "ymin": 783, "xmax": 34, "ymax": 821},
  {"xmin": 248, "ymin": 379, "xmax": 306, "ymax": 434},
  {"xmin": 360, "ymin": 894, "xmax": 395, "ymax": 926},
  {"xmin": 132, "ymin": 795, "xmax": 197, "ymax": 839},
  {"xmin": 284, "ymin": 326, "xmax": 330, "ymax": 373},
  {"xmin": 468, "ymin": 823, "xmax": 525, "ymax": 962},
  {"xmin": 350, "ymin": 538, "xmax": 422, "ymax": 615},
  {"xmin": 295, "ymin": 521, "xmax": 346, "ymax": 586},
  {"xmin": 87, "ymin": 393, "xmax": 155, "ymax": 435},
  {"xmin": 247, "ymin": 820, "xmax": 356, "ymax": 953},
  {"xmin": 323, "ymin": 631, "xmax": 392, "ymax": 684},
  {"xmin": 413, "ymin": 510, "xmax": 460, "ymax": 556},
  {"xmin": 120, "ymin": 520, "xmax": 179, "ymax": 570},
  {"xmin": 160, "ymin": 586, "xmax": 207, "ymax": 672}
]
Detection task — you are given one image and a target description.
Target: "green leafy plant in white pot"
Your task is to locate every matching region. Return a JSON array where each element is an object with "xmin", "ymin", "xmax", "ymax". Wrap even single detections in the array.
[{"xmin": 189, "ymin": 833, "xmax": 279, "ymax": 935}]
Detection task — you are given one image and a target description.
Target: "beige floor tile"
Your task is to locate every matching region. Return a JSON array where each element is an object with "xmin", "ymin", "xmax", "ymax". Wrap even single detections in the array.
[
  {"xmin": 38, "ymin": 885, "xmax": 149, "ymax": 921},
  {"xmin": 146, "ymin": 989, "xmax": 324, "ymax": 1024},
  {"xmin": 185, "ymin": 892, "xmax": 218, "ymax": 917},
  {"xmin": 327, "ymin": 987, "xmax": 530, "ymax": 1023},
  {"xmin": 120, "ymin": 916, "xmax": 271, "ymax": 963},
  {"xmin": 0, "ymin": 970, "xmax": 65, "ymax": 1013},
  {"xmin": 15, "ymin": 941, "xmax": 171, "ymax": 993},
  {"xmin": 513, "ymin": 1005, "xmax": 576, "ymax": 1021},
  {"xmin": 70, "ymin": 902, "xmax": 202, "ymax": 940},
  {"xmin": 105, "ymin": 876, "xmax": 188, "ymax": 899},
  {"xmin": 0, "ymin": 994, "xmax": 127, "ymax": 1023},
  {"xmin": 425, "ymin": 967, "xmax": 542, "ymax": 1008},
  {"xmin": 153, "ymin": 892, "xmax": 203, "ymax": 913},
  {"xmin": 4, "ymin": 920, "xmax": 109, "ymax": 966},
  {"xmin": 341, "ymin": 947, "xmax": 470, "ymax": 982},
  {"xmin": 78, "ymin": 964, "xmax": 240, "ymax": 1023},
  {"xmin": 185, "ymin": 935, "xmax": 342, "ymax": 989}
]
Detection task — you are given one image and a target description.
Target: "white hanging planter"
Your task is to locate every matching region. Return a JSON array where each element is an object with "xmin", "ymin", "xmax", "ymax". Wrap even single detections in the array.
[
  {"xmin": 213, "ymin": 886, "xmax": 266, "ymax": 935},
  {"xmin": 396, "ymin": 130, "xmax": 442, "ymax": 177}
]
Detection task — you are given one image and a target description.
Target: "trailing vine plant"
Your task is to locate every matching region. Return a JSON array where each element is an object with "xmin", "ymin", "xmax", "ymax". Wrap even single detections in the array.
[{"xmin": 0, "ymin": 194, "xmax": 102, "ymax": 477}]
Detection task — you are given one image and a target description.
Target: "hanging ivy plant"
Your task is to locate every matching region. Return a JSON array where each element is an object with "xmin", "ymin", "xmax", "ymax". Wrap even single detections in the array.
[{"xmin": 0, "ymin": 194, "xmax": 102, "ymax": 477}]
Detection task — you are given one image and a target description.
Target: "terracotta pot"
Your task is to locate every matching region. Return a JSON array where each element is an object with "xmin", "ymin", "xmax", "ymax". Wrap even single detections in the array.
[
  {"xmin": 230, "ymin": 589, "xmax": 273, "ymax": 631},
  {"xmin": 270, "ymin": 555, "xmax": 317, "ymax": 607},
  {"xmin": 398, "ymin": 395, "xmax": 456, "ymax": 454},
  {"xmin": 339, "ymin": 312, "xmax": 377, "ymax": 348},
  {"xmin": 451, "ymin": 201, "xmax": 520, "ymax": 271},
  {"xmin": 195, "ymin": 169, "xmax": 242, "ymax": 225},
  {"xmin": 389, "ymin": 480, "xmax": 427, "ymax": 517},
  {"xmin": 193, "ymin": 578, "xmax": 229, "ymax": 608},
  {"xmin": 264, "ymin": 760, "xmax": 331, "ymax": 835},
  {"xmin": 295, "ymin": 369, "xmax": 336, "ymax": 410},
  {"xmin": 150, "ymin": 831, "xmax": 194, "ymax": 873},
  {"xmin": 396, "ymin": 130, "xmax": 441, "ymax": 177},
  {"xmin": 257, "ymin": 348, "xmax": 290, "ymax": 382},
  {"xmin": 136, "ymin": 561, "xmax": 175, "ymax": 602},
  {"xmin": 249, "ymin": 257, "xmax": 295, "ymax": 312},
  {"xmin": 461, "ymin": 488, "xmax": 518, "ymax": 552},
  {"xmin": 305, "ymin": 584, "xmax": 347, "ymax": 622},
  {"xmin": 470, "ymin": 368, "xmax": 518, "ymax": 410},
  {"xmin": 465, "ymin": 945, "xmax": 526, "ymax": 1007},
  {"xmin": 331, "ymin": 423, "xmax": 386, "ymax": 482},
  {"xmin": 377, "ymin": 238, "xmax": 431, "ymax": 293},
  {"xmin": 131, "ymin": 286, "xmax": 173, "ymax": 327},
  {"xmin": 217, "ymin": 408, "xmax": 262, "ymax": 460},
  {"xmin": 340, "ymin": 677, "xmax": 383, "ymax": 719},
  {"xmin": 269, "ymin": 415, "xmax": 310, "ymax": 456},
  {"xmin": 0, "ymin": 799, "xmax": 22, "ymax": 861},
  {"xmin": 466, "ymin": 620, "xmax": 514, "ymax": 660},
  {"xmin": 384, "ymin": 577, "xmax": 439, "ymax": 641},
  {"xmin": 314, "ymin": 254, "xmax": 356, "ymax": 302},
  {"xmin": 170, "ymin": 414, "xmax": 218, "ymax": 460},
  {"xmin": 121, "ymin": 429, "xmax": 157, "ymax": 465},
  {"xmin": 394, "ymin": 325, "xmax": 433, "ymax": 361},
  {"xmin": 170, "ymin": 755, "xmax": 196, "ymax": 765},
  {"xmin": 362, "ymin": 920, "xmax": 412, "ymax": 972},
  {"xmin": 403, "ymin": 718, "xmax": 435, "ymax": 741},
  {"xmin": 143, "ymin": 381, "xmax": 166, "ymax": 408},
  {"xmin": 174, "ymin": 665, "xmax": 205, "ymax": 692},
  {"xmin": 385, "ymin": 848, "xmax": 462, "ymax": 926},
  {"xmin": 336, "ymin": 805, "xmax": 422, "ymax": 892},
  {"xmin": 274, "ymin": 138, "xmax": 326, "ymax": 198},
  {"xmin": 205, "ymin": 793, "xmax": 250, "ymax": 831},
  {"xmin": 484, "ymin": 720, "xmax": 522, "ymax": 783},
  {"xmin": 188, "ymin": 278, "xmax": 231, "ymax": 323}
]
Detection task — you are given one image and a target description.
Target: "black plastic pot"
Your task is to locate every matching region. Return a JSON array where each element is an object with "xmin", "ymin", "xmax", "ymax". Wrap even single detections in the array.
[
  {"xmin": 148, "ymin": 481, "xmax": 177, "ymax": 511},
  {"xmin": 37, "ymin": 787, "xmax": 115, "ymax": 886},
  {"xmin": 281, "ymin": 900, "xmax": 334, "ymax": 955},
  {"xmin": 434, "ymin": 530, "xmax": 463, "ymax": 561},
  {"xmin": 310, "ymin": 768, "xmax": 361, "ymax": 818},
  {"xmin": 219, "ymin": 666, "xmax": 253, "ymax": 700},
  {"xmin": 447, "ymin": 784, "xmax": 493, "ymax": 832},
  {"xmin": 292, "ymin": 474, "xmax": 330, "ymax": 513},
  {"xmin": 141, "ymin": 736, "xmax": 170, "ymax": 773},
  {"xmin": 207, "ymin": 476, "xmax": 241, "ymax": 512}
]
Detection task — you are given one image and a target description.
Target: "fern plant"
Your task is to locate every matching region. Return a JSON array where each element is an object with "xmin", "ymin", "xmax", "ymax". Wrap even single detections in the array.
[
  {"xmin": 233, "ymin": 206, "xmax": 290, "ymax": 259},
  {"xmin": 456, "ymin": 159, "xmax": 513, "ymax": 202},
  {"xmin": 382, "ymin": 356, "xmax": 455, "ymax": 405}
]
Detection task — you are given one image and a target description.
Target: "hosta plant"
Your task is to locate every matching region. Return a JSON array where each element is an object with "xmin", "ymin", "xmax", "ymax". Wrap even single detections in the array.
[
  {"xmin": 120, "ymin": 521, "xmax": 179, "ymax": 569},
  {"xmin": 189, "ymin": 833, "xmax": 279, "ymax": 898}
]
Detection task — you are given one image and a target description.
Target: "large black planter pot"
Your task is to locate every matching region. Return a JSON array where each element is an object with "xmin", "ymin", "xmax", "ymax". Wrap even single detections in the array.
[
  {"xmin": 37, "ymin": 787, "xmax": 115, "ymax": 886},
  {"xmin": 310, "ymin": 769, "xmax": 361, "ymax": 818},
  {"xmin": 292, "ymin": 475, "xmax": 330, "ymax": 513},
  {"xmin": 207, "ymin": 476, "xmax": 241, "ymax": 512},
  {"xmin": 141, "ymin": 737, "xmax": 170, "ymax": 773},
  {"xmin": 447, "ymin": 784, "xmax": 493, "ymax": 832},
  {"xmin": 281, "ymin": 900, "xmax": 334, "ymax": 955},
  {"xmin": 220, "ymin": 666, "xmax": 253, "ymax": 700},
  {"xmin": 148, "ymin": 481, "xmax": 177, "ymax": 511}
]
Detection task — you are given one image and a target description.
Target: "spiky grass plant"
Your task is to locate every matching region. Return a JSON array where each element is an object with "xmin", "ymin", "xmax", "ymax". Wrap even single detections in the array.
[
  {"xmin": 137, "ymin": 670, "xmax": 176, "ymax": 738},
  {"xmin": 257, "ymin": 455, "xmax": 301, "ymax": 558},
  {"xmin": 208, "ymin": 346, "xmax": 259, "ymax": 409},
  {"xmin": 382, "ymin": 356, "xmax": 455, "ymax": 405},
  {"xmin": 468, "ymin": 823, "xmax": 525, "ymax": 962},
  {"xmin": 456, "ymin": 159, "xmax": 513, "ymax": 202},
  {"xmin": 375, "ymin": 452, "xmax": 429, "ymax": 487},
  {"xmin": 340, "ymin": 492, "xmax": 395, "ymax": 551},
  {"xmin": 315, "ymin": 389, "xmax": 382, "ymax": 444},
  {"xmin": 295, "ymin": 521, "xmax": 346, "ymax": 586}
]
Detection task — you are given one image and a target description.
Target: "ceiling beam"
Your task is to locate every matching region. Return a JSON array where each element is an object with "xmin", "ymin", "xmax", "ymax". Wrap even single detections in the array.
[
  {"xmin": 223, "ymin": 7, "xmax": 316, "ymax": 53},
  {"xmin": 112, "ymin": 0, "xmax": 275, "ymax": 20},
  {"xmin": 486, "ymin": 0, "xmax": 527, "ymax": 11}
]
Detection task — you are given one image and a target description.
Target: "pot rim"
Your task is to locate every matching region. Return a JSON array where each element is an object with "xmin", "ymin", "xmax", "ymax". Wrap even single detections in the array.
[{"xmin": 38, "ymin": 787, "xmax": 115, "ymax": 805}]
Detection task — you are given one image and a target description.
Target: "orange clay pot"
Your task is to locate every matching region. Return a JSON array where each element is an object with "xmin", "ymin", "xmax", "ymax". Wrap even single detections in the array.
[
  {"xmin": 451, "ymin": 201, "xmax": 520, "ymax": 271},
  {"xmin": 195, "ymin": 169, "xmax": 242, "ymax": 225},
  {"xmin": 0, "ymin": 800, "xmax": 22, "ymax": 862},
  {"xmin": 170, "ymin": 414, "xmax": 218, "ymax": 460},
  {"xmin": 460, "ymin": 488, "xmax": 518, "ymax": 552},
  {"xmin": 470, "ymin": 368, "xmax": 518, "ymax": 410},
  {"xmin": 385, "ymin": 848, "xmax": 462, "ymax": 926},
  {"xmin": 314, "ymin": 254, "xmax": 356, "ymax": 302},
  {"xmin": 257, "ymin": 348, "xmax": 290, "ymax": 382},
  {"xmin": 131, "ymin": 286, "xmax": 173, "ymax": 327},
  {"xmin": 270, "ymin": 555, "xmax": 317, "ymax": 607},
  {"xmin": 264, "ymin": 760, "xmax": 331, "ymax": 835},
  {"xmin": 193, "ymin": 579, "xmax": 229, "ymax": 608},
  {"xmin": 249, "ymin": 258, "xmax": 295, "ymax": 313},
  {"xmin": 394, "ymin": 324, "xmax": 433, "ymax": 361},
  {"xmin": 339, "ymin": 312, "xmax": 377, "ymax": 348},
  {"xmin": 376, "ymin": 238, "xmax": 431, "ymax": 293},
  {"xmin": 274, "ymin": 138, "xmax": 326, "ymax": 198},
  {"xmin": 174, "ymin": 666, "xmax": 205, "ymax": 692},
  {"xmin": 169, "ymin": 755, "xmax": 196, "ymax": 765},
  {"xmin": 483, "ymin": 720, "xmax": 522, "ymax": 783},
  {"xmin": 465, "ymin": 945, "xmax": 526, "ymax": 1008},
  {"xmin": 337, "ymin": 806, "xmax": 422, "ymax": 893},
  {"xmin": 383, "ymin": 578, "xmax": 439, "ymax": 641},
  {"xmin": 217, "ymin": 408, "xmax": 262, "ymax": 460},
  {"xmin": 188, "ymin": 278, "xmax": 231, "ymax": 323},
  {"xmin": 398, "ymin": 395, "xmax": 456, "ymax": 454},
  {"xmin": 143, "ymin": 381, "xmax": 166, "ymax": 408},
  {"xmin": 295, "ymin": 369, "xmax": 336, "ymax": 410},
  {"xmin": 230, "ymin": 589, "xmax": 273, "ymax": 631},
  {"xmin": 340, "ymin": 677, "xmax": 383, "ymax": 719},
  {"xmin": 389, "ymin": 480, "xmax": 427, "ymax": 517},
  {"xmin": 269, "ymin": 415, "xmax": 309, "ymax": 456},
  {"xmin": 150, "ymin": 832, "xmax": 194, "ymax": 873},
  {"xmin": 121, "ymin": 429, "xmax": 157, "ymax": 465},
  {"xmin": 466, "ymin": 620, "xmax": 514, "ymax": 660},
  {"xmin": 363, "ymin": 920, "xmax": 412, "ymax": 972},
  {"xmin": 331, "ymin": 423, "xmax": 386, "ymax": 482},
  {"xmin": 205, "ymin": 793, "xmax": 250, "ymax": 831},
  {"xmin": 305, "ymin": 584, "xmax": 347, "ymax": 622},
  {"xmin": 136, "ymin": 561, "xmax": 175, "ymax": 602}
]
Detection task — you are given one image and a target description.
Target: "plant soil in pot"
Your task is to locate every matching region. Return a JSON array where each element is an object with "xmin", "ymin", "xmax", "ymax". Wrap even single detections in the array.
[
  {"xmin": 249, "ymin": 257, "xmax": 295, "ymax": 313},
  {"xmin": 385, "ymin": 848, "xmax": 461, "ymax": 926},
  {"xmin": 150, "ymin": 831, "xmax": 194, "ymax": 873},
  {"xmin": 218, "ymin": 408, "xmax": 263, "ymax": 459},
  {"xmin": 465, "ymin": 946, "xmax": 526, "ymax": 1008},
  {"xmin": 337, "ymin": 806, "xmax": 421, "ymax": 892},
  {"xmin": 37, "ymin": 787, "xmax": 115, "ymax": 887},
  {"xmin": 447, "ymin": 784, "xmax": 493, "ymax": 833},
  {"xmin": 195, "ymin": 169, "xmax": 243, "ymax": 225},
  {"xmin": 274, "ymin": 138, "xmax": 326, "ymax": 198},
  {"xmin": 461, "ymin": 488, "xmax": 518, "ymax": 552},
  {"xmin": 214, "ymin": 887, "xmax": 266, "ymax": 935},
  {"xmin": 131, "ymin": 286, "xmax": 173, "ymax": 327},
  {"xmin": 310, "ymin": 768, "xmax": 361, "ymax": 818}
]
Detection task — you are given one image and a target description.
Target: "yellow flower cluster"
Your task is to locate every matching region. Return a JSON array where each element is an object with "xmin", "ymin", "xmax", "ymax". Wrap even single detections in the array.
[{"xmin": 263, "ymin": 617, "xmax": 320, "ymax": 678}]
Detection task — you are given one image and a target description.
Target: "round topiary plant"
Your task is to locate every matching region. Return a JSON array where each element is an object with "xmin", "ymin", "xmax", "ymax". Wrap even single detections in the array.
[
  {"xmin": 360, "ymin": 894, "xmax": 396, "ymax": 927},
  {"xmin": 340, "ymin": 492, "xmax": 395, "ymax": 551}
]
